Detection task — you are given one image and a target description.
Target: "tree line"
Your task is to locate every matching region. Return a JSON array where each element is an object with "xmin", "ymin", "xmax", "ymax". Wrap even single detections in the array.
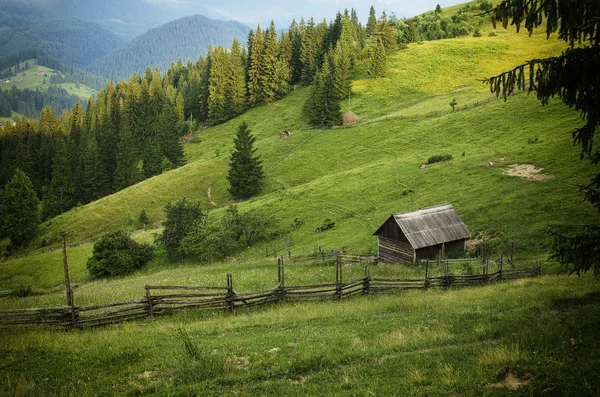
[{"xmin": 0, "ymin": 85, "xmax": 82, "ymax": 119}]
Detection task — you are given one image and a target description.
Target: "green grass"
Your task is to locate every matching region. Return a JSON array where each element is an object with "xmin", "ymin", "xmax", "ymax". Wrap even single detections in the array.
[
  {"xmin": 0, "ymin": 59, "xmax": 97, "ymax": 99},
  {"xmin": 1, "ymin": 275, "xmax": 599, "ymax": 396},
  {"xmin": 2, "ymin": 18, "xmax": 600, "ymax": 396}
]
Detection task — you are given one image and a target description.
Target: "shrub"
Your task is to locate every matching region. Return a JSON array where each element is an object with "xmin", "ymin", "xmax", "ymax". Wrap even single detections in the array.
[
  {"xmin": 488, "ymin": 31, "xmax": 498, "ymax": 37},
  {"xmin": 473, "ymin": 29, "xmax": 482, "ymax": 37},
  {"xmin": 427, "ymin": 154, "xmax": 453, "ymax": 164},
  {"xmin": 157, "ymin": 198, "xmax": 204, "ymax": 258},
  {"xmin": 316, "ymin": 219, "xmax": 335, "ymax": 232},
  {"xmin": 87, "ymin": 230, "xmax": 153, "ymax": 277}
]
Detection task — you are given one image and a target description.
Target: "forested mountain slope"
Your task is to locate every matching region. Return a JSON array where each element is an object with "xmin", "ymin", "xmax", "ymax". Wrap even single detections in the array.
[
  {"xmin": 86, "ymin": 15, "xmax": 250, "ymax": 81},
  {"xmin": 0, "ymin": 17, "xmax": 124, "ymax": 69}
]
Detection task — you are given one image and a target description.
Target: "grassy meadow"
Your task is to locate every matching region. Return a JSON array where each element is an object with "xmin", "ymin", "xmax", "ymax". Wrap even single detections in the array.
[
  {"xmin": 0, "ymin": 59, "xmax": 97, "ymax": 102},
  {"xmin": 2, "ymin": 7, "xmax": 600, "ymax": 396}
]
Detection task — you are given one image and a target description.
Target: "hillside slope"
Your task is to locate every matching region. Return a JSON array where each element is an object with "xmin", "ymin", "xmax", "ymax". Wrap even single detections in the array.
[
  {"xmin": 31, "ymin": 31, "xmax": 598, "ymax": 259},
  {"xmin": 86, "ymin": 14, "xmax": 250, "ymax": 81},
  {"xmin": 0, "ymin": 17, "xmax": 124, "ymax": 69}
]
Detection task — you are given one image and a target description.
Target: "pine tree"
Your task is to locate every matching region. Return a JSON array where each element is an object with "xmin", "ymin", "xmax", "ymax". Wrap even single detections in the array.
[
  {"xmin": 247, "ymin": 26, "xmax": 265, "ymax": 106},
  {"xmin": 207, "ymin": 46, "xmax": 230, "ymax": 124},
  {"xmin": 3, "ymin": 169, "xmax": 40, "ymax": 247},
  {"xmin": 368, "ymin": 39, "xmax": 387, "ymax": 78},
  {"xmin": 300, "ymin": 18, "xmax": 318, "ymax": 85},
  {"xmin": 142, "ymin": 136, "xmax": 163, "ymax": 178},
  {"xmin": 175, "ymin": 91, "xmax": 185, "ymax": 121},
  {"xmin": 366, "ymin": 6, "xmax": 377, "ymax": 38},
  {"xmin": 276, "ymin": 31, "xmax": 293, "ymax": 98},
  {"xmin": 289, "ymin": 19, "xmax": 303, "ymax": 84},
  {"xmin": 333, "ymin": 14, "xmax": 354, "ymax": 102},
  {"xmin": 113, "ymin": 123, "xmax": 140, "ymax": 191},
  {"xmin": 43, "ymin": 134, "xmax": 74, "ymax": 220},
  {"xmin": 260, "ymin": 21, "xmax": 280, "ymax": 103},
  {"xmin": 157, "ymin": 101, "xmax": 185, "ymax": 167},
  {"xmin": 228, "ymin": 38, "xmax": 247, "ymax": 116},
  {"xmin": 81, "ymin": 133, "xmax": 107, "ymax": 203},
  {"xmin": 227, "ymin": 121, "xmax": 264, "ymax": 199},
  {"xmin": 303, "ymin": 53, "xmax": 341, "ymax": 127}
]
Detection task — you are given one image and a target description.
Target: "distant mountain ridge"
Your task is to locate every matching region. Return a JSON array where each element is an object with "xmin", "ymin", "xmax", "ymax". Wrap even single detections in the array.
[
  {"xmin": 0, "ymin": 17, "xmax": 124, "ymax": 69},
  {"xmin": 0, "ymin": 0, "xmax": 223, "ymax": 41},
  {"xmin": 86, "ymin": 14, "xmax": 250, "ymax": 82}
]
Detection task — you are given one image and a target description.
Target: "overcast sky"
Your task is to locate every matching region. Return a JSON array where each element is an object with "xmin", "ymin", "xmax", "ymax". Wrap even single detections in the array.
[{"xmin": 146, "ymin": 0, "xmax": 469, "ymax": 26}]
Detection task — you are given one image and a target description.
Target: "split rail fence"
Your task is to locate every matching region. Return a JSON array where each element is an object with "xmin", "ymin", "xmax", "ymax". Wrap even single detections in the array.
[{"xmin": 0, "ymin": 257, "xmax": 540, "ymax": 330}]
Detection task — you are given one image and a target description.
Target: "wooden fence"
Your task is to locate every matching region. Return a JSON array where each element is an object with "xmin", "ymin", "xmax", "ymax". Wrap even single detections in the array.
[{"xmin": 0, "ymin": 257, "xmax": 540, "ymax": 330}]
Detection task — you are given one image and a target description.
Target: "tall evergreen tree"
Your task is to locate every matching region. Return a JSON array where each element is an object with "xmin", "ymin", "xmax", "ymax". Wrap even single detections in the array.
[
  {"xmin": 113, "ymin": 122, "xmax": 140, "ymax": 191},
  {"xmin": 368, "ymin": 38, "xmax": 387, "ymax": 78},
  {"xmin": 366, "ymin": 6, "xmax": 377, "ymax": 38},
  {"xmin": 157, "ymin": 101, "xmax": 185, "ymax": 167},
  {"xmin": 333, "ymin": 14, "xmax": 354, "ymax": 103},
  {"xmin": 207, "ymin": 46, "xmax": 230, "ymax": 124},
  {"xmin": 260, "ymin": 21, "xmax": 280, "ymax": 103},
  {"xmin": 248, "ymin": 26, "xmax": 265, "ymax": 106},
  {"xmin": 227, "ymin": 121, "xmax": 264, "ymax": 199},
  {"xmin": 3, "ymin": 169, "xmax": 40, "ymax": 247},
  {"xmin": 289, "ymin": 19, "xmax": 303, "ymax": 84},
  {"xmin": 300, "ymin": 18, "xmax": 319, "ymax": 85},
  {"xmin": 43, "ymin": 134, "xmax": 74, "ymax": 220},
  {"xmin": 81, "ymin": 133, "xmax": 107, "ymax": 203},
  {"xmin": 303, "ymin": 53, "xmax": 341, "ymax": 127},
  {"xmin": 228, "ymin": 38, "xmax": 247, "ymax": 116}
]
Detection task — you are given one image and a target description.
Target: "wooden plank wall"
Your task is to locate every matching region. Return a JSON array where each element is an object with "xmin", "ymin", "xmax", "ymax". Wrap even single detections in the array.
[{"xmin": 378, "ymin": 236, "xmax": 414, "ymax": 263}]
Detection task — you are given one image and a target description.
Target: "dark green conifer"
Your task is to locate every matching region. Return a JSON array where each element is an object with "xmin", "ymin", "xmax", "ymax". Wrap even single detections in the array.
[
  {"xmin": 43, "ymin": 134, "xmax": 74, "ymax": 220},
  {"xmin": 303, "ymin": 53, "xmax": 341, "ymax": 127},
  {"xmin": 3, "ymin": 169, "xmax": 40, "ymax": 247},
  {"xmin": 227, "ymin": 121, "xmax": 264, "ymax": 199}
]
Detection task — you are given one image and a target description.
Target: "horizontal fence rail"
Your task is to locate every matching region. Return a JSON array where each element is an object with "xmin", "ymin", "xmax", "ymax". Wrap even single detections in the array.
[{"xmin": 0, "ymin": 257, "xmax": 540, "ymax": 330}]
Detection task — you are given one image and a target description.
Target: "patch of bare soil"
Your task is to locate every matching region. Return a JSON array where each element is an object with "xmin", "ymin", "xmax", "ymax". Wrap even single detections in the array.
[
  {"xmin": 489, "ymin": 372, "xmax": 534, "ymax": 390},
  {"xmin": 504, "ymin": 164, "xmax": 552, "ymax": 181}
]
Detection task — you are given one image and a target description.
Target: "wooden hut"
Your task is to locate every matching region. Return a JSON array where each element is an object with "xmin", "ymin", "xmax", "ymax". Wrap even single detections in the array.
[{"xmin": 373, "ymin": 204, "xmax": 471, "ymax": 264}]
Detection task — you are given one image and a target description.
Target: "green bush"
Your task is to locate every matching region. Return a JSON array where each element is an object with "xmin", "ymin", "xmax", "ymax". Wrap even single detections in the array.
[
  {"xmin": 157, "ymin": 198, "xmax": 204, "ymax": 258},
  {"xmin": 87, "ymin": 230, "xmax": 153, "ymax": 277},
  {"xmin": 427, "ymin": 154, "xmax": 453, "ymax": 164}
]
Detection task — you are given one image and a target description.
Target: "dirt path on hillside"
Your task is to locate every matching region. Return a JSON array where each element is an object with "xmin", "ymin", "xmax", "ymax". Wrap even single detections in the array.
[{"xmin": 207, "ymin": 186, "xmax": 217, "ymax": 206}]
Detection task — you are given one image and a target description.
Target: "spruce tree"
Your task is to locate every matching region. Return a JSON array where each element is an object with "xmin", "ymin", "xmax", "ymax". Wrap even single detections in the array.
[
  {"xmin": 333, "ymin": 15, "xmax": 354, "ymax": 102},
  {"xmin": 300, "ymin": 18, "xmax": 318, "ymax": 85},
  {"xmin": 3, "ymin": 169, "xmax": 40, "ymax": 247},
  {"xmin": 260, "ymin": 21, "xmax": 279, "ymax": 103},
  {"xmin": 303, "ymin": 53, "xmax": 341, "ymax": 127},
  {"xmin": 368, "ymin": 39, "xmax": 387, "ymax": 78},
  {"xmin": 81, "ymin": 133, "xmax": 107, "ymax": 203},
  {"xmin": 157, "ymin": 101, "xmax": 185, "ymax": 167},
  {"xmin": 207, "ymin": 46, "xmax": 229, "ymax": 124},
  {"xmin": 366, "ymin": 6, "xmax": 377, "ymax": 38},
  {"xmin": 228, "ymin": 38, "xmax": 247, "ymax": 116},
  {"xmin": 227, "ymin": 121, "xmax": 264, "ymax": 199},
  {"xmin": 113, "ymin": 124, "xmax": 140, "ymax": 191},
  {"xmin": 247, "ymin": 26, "xmax": 265, "ymax": 106},
  {"xmin": 289, "ymin": 19, "xmax": 303, "ymax": 84},
  {"xmin": 43, "ymin": 134, "xmax": 74, "ymax": 220}
]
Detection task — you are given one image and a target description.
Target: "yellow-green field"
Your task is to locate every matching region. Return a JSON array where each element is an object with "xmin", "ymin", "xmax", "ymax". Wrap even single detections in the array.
[{"xmin": 0, "ymin": 59, "xmax": 97, "ymax": 100}]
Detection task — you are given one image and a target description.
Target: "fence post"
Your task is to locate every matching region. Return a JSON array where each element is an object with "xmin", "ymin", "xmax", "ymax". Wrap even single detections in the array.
[
  {"xmin": 363, "ymin": 266, "xmax": 370, "ymax": 295},
  {"xmin": 425, "ymin": 261, "xmax": 430, "ymax": 289},
  {"xmin": 227, "ymin": 274, "xmax": 235, "ymax": 312},
  {"xmin": 281, "ymin": 256, "xmax": 285, "ymax": 301},
  {"xmin": 145, "ymin": 285, "xmax": 154, "ymax": 317},
  {"xmin": 499, "ymin": 258, "xmax": 503, "ymax": 281}
]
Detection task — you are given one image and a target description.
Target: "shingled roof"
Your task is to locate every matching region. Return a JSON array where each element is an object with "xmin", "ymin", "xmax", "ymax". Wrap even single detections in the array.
[{"xmin": 374, "ymin": 204, "xmax": 471, "ymax": 250}]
